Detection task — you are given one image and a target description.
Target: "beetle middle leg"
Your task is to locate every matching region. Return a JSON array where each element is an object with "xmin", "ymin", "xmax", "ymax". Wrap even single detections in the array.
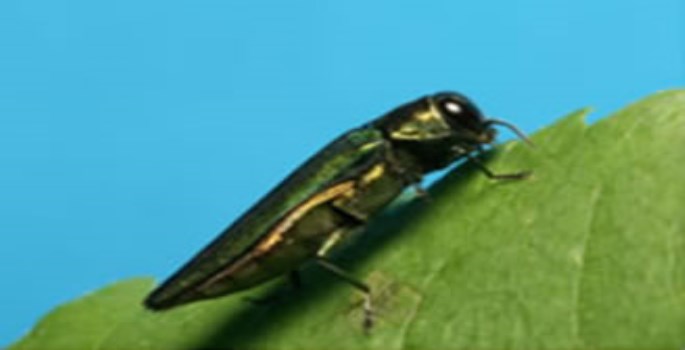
[{"xmin": 380, "ymin": 140, "xmax": 430, "ymax": 201}]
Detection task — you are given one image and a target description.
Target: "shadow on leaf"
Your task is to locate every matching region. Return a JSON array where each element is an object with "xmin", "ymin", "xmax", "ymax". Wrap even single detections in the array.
[{"xmin": 187, "ymin": 156, "xmax": 490, "ymax": 349}]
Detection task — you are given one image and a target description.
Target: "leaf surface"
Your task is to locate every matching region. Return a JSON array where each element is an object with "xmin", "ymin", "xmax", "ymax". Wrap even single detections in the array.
[{"xmin": 11, "ymin": 91, "xmax": 685, "ymax": 350}]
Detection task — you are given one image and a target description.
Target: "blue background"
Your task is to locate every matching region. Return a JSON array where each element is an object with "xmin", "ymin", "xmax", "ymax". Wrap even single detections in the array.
[{"xmin": 1, "ymin": 0, "xmax": 683, "ymax": 345}]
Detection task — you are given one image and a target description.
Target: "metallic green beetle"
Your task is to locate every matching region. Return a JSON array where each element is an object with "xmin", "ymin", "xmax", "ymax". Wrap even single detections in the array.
[{"xmin": 144, "ymin": 91, "xmax": 531, "ymax": 330}]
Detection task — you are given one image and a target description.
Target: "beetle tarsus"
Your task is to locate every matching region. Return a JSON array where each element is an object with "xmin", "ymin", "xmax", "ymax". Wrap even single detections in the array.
[
  {"xmin": 315, "ymin": 257, "xmax": 374, "ymax": 333},
  {"xmin": 468, "ymin": 154, "xmax": 531, "ymax": 180},
  {"xmin": 362, "ymin": 293, "xmax": 374, "ymax": 334},
  {"xmin": 412, "ymin": 184, "xmax": 431, "ymax": 202}
]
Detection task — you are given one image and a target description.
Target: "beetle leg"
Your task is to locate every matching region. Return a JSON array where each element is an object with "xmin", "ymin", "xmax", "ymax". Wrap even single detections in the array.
[
  {"xmin": 288, "ymin": 270, "xmax": 302, "ymax": 290},
  {"xmin": 317, "ymin": 228, "xmax": 347, "ymax": 257},
  {"xmin": 244, "ymin": 270, "xmax": 302, "ymax": 305},
  {"xmin": 412, "ymin": 183, "xmax": 430, "ymax": 201},
  {"xmin": 466, "ymin": 153, "xmax": 531, "ymax": 180},
  {"xmin": 315, "ymin": 256, "xmax": 374, "ymax": 333},
  {"xmin": 381, "ymin": 140, "xmax": 427, "ymax": 199}
]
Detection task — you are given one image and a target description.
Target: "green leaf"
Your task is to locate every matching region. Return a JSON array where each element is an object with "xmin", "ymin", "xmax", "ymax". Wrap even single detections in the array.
[{"xmin": 11, "ymin": 91, "xmax": 685, "ymax": 350}]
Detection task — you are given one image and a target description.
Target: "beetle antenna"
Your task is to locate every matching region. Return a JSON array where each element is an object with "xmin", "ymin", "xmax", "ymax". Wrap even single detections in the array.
[{"xmin": 485, "ymin": 118, "xmax": 534, "ymax": 147}]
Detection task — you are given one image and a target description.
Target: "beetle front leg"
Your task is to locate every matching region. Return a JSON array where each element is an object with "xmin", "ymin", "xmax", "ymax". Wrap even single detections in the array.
[
  {"xmin": 466, "ymin": 153, "xmax": 531, "ymax": 180},
  {"xmin": 412, "ymin": 183, "xmax": 430, "ymax": 200},
  {"xmin": 381, "ymin": 142, "xmax": 429, "ymax": 200},
  {"xmin": 456, "ymin": 145, "xmax": 530, "ymax": 180},
  {"xmin": 451, "ymin": 145, "xmax": 531, "ymax": 180}
]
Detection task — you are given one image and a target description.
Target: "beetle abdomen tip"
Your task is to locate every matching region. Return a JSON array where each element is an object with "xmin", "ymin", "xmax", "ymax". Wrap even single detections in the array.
[{"xmin": 142, "ymin": 295, "xmax": 168, "ymax": 311}]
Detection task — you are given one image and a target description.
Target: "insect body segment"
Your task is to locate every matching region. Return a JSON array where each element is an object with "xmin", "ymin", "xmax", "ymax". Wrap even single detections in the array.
[{"xmin": 144, "ymin": 91, "xmax": 531, "ymax": 331}]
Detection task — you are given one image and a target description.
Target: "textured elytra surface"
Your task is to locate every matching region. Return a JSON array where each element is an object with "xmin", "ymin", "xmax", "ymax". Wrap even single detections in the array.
[{"xmin": 10, "ymin": 91, "xmax": 685, "ymax": 350}]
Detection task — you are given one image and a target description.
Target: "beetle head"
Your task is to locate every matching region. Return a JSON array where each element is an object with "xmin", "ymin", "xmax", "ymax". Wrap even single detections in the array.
[{"xmin": 373, "ymin": 91, "xmax": 530, "ymax": 172}]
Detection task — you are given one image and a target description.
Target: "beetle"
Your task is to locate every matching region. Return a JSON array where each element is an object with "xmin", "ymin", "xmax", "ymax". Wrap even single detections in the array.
[{"xmin": 144, "ymin": 91, "xmax": 531, "ymax": 331}]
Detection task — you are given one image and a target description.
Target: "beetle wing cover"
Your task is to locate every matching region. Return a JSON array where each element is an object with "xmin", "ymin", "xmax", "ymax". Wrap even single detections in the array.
[{"xmin": 145, "ymin": 127, "xmax": 386, "ymax": 309}]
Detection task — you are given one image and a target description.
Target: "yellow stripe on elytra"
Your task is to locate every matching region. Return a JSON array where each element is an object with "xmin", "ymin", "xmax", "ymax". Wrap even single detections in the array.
[
  {"xmin": 255, "ymin": 181, "xmax": 356, "ymax": 253},
  {"xmin": 198, "ymin": 181, "xmax": 357, "ymax": 289}
]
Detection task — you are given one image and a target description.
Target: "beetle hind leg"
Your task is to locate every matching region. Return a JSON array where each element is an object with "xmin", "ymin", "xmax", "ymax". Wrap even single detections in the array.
[
  {"xmin": 315, "ymin": 256, "xmax": 374, "ymax": 333},
  {"xmin": 244, "ymin": 270, "xmax": 302, "ymax": 305}
]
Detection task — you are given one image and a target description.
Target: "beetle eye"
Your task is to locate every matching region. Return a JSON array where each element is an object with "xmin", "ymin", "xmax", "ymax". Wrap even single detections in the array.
[
  {"xmin": 437, "ymin": 96, "xmax": 483, "ymax": 130},
  {"xmin": 442, "ymin": 100, "xmax": 463, "ymax": 115},
  {"xmin": 440, "ymin": 98, "xmax": 471, "ymax": 120}
]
